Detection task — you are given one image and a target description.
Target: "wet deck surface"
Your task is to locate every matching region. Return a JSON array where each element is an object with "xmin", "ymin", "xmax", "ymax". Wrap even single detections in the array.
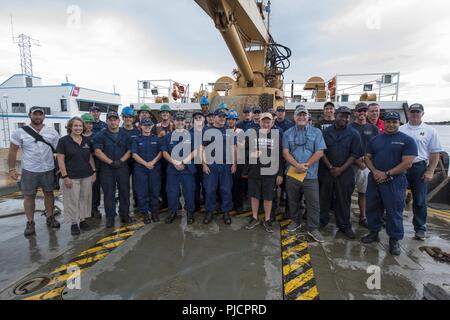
[{"xmin": 0, "ymin": 191, "xmax": 449, "ymax": 300}]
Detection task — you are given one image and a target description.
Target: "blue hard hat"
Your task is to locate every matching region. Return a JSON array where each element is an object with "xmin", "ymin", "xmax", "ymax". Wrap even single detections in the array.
[
  {"xmin": 121, "ymin": 106, "xmax": 135, "ymax": 117},
  {"xmin": 200, "ymin": 96, "xmax": 209, "ymax": 105},
  {"xmin": 227, "ymin": 109, "xmax": 239, "ymax": 120}
]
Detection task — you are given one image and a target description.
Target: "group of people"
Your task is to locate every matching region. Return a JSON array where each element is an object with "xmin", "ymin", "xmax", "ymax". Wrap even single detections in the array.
[{"xmin": 8, "ymin": 100, "xmax": 443, "ymax": 256}]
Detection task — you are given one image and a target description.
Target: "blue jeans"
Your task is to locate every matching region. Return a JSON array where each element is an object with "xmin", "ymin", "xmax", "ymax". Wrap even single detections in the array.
[{"xmin": 406, "ymin": 161, "xmax": 428, "ymax": 232}]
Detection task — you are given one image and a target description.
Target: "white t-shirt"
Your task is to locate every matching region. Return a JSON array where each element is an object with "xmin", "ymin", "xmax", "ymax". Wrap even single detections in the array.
[
  {"xmin": 400, "ymin": 122, "xmax": 442, "ymax": 163},
  {"xmin": 10, "ymin": 125, "xmax": 60, "ymax": 173}
]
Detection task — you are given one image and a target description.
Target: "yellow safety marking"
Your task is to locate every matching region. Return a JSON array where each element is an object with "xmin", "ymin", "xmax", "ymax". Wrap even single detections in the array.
[
  {"xmin": 51, "ymin": 252, "xmax": 109, "ymax": 274},
  {"xmin": 283, "ymin": 254, "xmax": 311, "ymax": 277},
  {"xmin": 281, "ymin": 229, "xmax": 291, "ymax": 236},
  {"xmin": 78, "ymin": 240, "xmax": 125, "ymax": 257},
  {"xmin": 95, "ymin": 231, "xmax": 135, "ymax": 244},
  {"xmin": 114, "ymin": 223, "xmax": 145, "ymax": 233},
  {"xmin": 428, "ymin": 208, "xmax": 450, "ymax": 217},
  {"xmin": 296, "ymin": 285, "xmax": 319, "ymax": 300},
  {"xmin": 428, "ymin": 210, "xmax": 450, "ymax": 222},
  {"xmin": 48, "ymin": 269, "xmax": 87, "ymax": 286},
  {"xmin": 284, "ymin": 268, "xmax": 315, "ymax": 295},
  {"xmin": 282, "ymin": 235, "xmax": 299, "ymax": 247},
  {"xmin": 282, "ymin": 242, "xmax": 308, "ymax": 260},
  {"xmin": 24, "ymin": 287, "xmax": 65, "ymax": 301},
  {"xmin": 280, "ymin": 220, "xmax": 291, "ymax": 227}
]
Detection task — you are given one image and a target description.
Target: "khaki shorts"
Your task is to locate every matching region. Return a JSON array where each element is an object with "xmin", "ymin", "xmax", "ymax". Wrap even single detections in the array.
[
  {"xmin": 355, "ymin": 168, "xmax": 370, "ymax": 194},
  {"xmin": 20, "ymin": 169, "xmax": 55, "ymax": 196}
]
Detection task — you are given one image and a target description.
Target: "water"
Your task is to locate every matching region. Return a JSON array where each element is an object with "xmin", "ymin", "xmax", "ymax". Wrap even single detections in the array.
[{"xmin": 432, "ymin": 125, "xmax": 450, "ymax": 155}]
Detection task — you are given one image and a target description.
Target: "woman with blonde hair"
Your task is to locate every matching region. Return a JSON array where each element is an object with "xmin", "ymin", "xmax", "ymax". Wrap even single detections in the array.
[{"xmin": 56, "ymin": 117, "xmax": 97, "ymax": 235}]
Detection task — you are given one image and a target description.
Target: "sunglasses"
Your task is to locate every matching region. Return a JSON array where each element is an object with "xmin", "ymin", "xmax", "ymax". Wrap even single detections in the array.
[
  {"xmin": 253, "ymin": 111, "xmax": 261, "ymax": 114},
  {"xmin": 277, "ymin": 109, "xmax": 286, "ymax": 112},
  {"xmin": 357, "ymin": 109, "xmax": 368, "ymax": 113}
]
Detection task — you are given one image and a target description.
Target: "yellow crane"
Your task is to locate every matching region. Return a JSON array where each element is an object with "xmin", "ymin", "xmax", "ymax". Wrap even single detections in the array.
[{"xmin": 194, "ymin": 0, "xmax": 291, "ymax": 111}]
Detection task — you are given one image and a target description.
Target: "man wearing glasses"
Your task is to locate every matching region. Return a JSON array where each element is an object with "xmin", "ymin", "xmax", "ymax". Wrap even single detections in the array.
[
  {"xmin": 350, "ymin": 103, "xmax": 380, "ymax": 228},
  {"xmin": 282, "ymin": 105, "xmax": 327, "ymax": 242},
  {"xmin": 400, "ymin": 104, "xmax": 442, "ymax": 241},
  {"xmin": 275, "ymin": 106, "xmax": 294, "ymax": 132},
  {"xmin": 319, "ymin": 107, "xmax": 363, "ymax": 239},
  {"xmin": 237, "ymin": 106, "xmax": 254, "ymax": 131}
]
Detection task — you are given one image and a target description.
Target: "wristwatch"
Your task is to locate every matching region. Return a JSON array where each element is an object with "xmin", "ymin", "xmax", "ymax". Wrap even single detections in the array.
[{"xmin": 385, "ymin": 171, "xmax": 391, "ymax": 177}]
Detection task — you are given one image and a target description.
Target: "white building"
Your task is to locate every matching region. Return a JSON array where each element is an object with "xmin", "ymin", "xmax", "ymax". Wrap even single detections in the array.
[{"xmin": 0, "ymin": 74, "xmax": 121, "ymax": 148}]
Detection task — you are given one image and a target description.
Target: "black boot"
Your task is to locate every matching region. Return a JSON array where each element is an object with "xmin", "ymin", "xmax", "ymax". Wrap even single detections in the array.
[
  {"xmin": 71, "ymin": 224, "xmax": 81, "ymax": 235},
  {"xmin": 203, "ymin": 212, "xmax": 213, "ymax": 224},
  {"xmin": 79, "ymin": 220, "xmax": 90, "ymax": 231},
  {"xmin": 106, "ymin": 218, "xmax": 115, "ymax": 228},
  {"xmin": 143, "ymin": 213, "xmax": 151, "ymax": 225},
  {"xmin": 361, "ymin": 231, "xmax": 380, "ymax": 244},
  {"xmin": 389, "ymin": 238, "xmax": 401, "ymax": 256},
  {"xmin": 91, "ymin": 208, "xmax": 102, "ymax": 219},
  {"xmin": 165, "ymin": 212, "xmax": 177, "ymax": 224},
  {"xmin": 151, "ymin": 212, "xmax": 160, "ymax": 223},
  {"xmin": 187, "ymin": 213, "xmax": 195, "ymax": 225},
  {"xmin": 120, "ymin": 215, "xmax": 133, "ymax": 224},
  {"xmin": 223, "ymin": 212, "xmax": 232, "ymax": 225}
]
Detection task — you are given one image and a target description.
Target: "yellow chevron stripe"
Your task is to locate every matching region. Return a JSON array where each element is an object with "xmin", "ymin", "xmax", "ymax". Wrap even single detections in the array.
[
  {"xmin": 284, "ymin": 268, "xmax": 315, "ymax": 295},
  {"xmin": 48, "ymin": 269, "xmax": 87, "ymax": 286},
  {"xmin": 282, "ymin": 235, "xmax": 299, "ymax": 247},
  {"xmin": 283, "ymin": 254, "xmax": 311, "ymax": 277},
  {"xmin": 24, "ymin": 287, "xmax": 66, "ymax": 301},
  {"xmin": 282, "ymin": 242, "xmax": 308, "ymax": 260},
  {"xmin": 95, "ymin": 231, "xmax": 135, "ymax": 244},
  {"xmin": 296, "ymin": 285, "xmax": 319, "ymax": 300},
  {"xmin": 51, "ymin": 252, "xmax": 109, "ymax": 274},
  {"xmin": 78, "ymin": 240, "xmax": 125, "ymax": 257}
]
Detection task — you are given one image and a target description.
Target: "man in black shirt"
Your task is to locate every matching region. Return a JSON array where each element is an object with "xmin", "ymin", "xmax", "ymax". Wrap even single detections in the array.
[
  {"xmin": 350, "ymin": 103, "xmax": 380, "ymax": 227},
  {"xmin": 315, "ymin": 102, "xmax": 336, "ymax": 132}
]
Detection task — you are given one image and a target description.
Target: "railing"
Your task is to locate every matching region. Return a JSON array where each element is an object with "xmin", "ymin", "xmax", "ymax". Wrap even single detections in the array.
[{"xmin": 138, "ymin": 80, "xmax": 190, "ymax": 104}]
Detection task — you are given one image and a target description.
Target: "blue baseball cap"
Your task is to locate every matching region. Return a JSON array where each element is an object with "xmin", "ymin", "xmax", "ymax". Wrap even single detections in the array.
[
  {"xmin": 192, "ymin": 110, "xmax": 204, "ymax": 118},
  {"xmin": 336, "ymin": 106, "xmax": 352, "ymax": 115},
  {"xmin": 174, "ymin": 112, "xmax": 186, "ymax": 120},
  {"xmin": 384, "ymin": 111, "xmax": 401, "ymax": 121},
  {"xmin": 227, "ymin": 109, "xmax": 239, "ymax": 120},
  {"xmin": 140, "ymin": 118, "xmax": 154, "ymax": 126}
]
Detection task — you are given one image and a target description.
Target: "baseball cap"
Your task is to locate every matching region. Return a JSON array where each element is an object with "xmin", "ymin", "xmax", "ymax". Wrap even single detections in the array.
[
  {"xmin": 90, "ymin": 106, "xmax": 101, "ymax": 112},
  {"xmin": 355, "ymin": 102, "xmax": 369, "ymax": 112},
  {"xmin": 384, "ymin": 111, "xmax": 401, "ymax": 121},
  {"xmin": 409, "ymin": 103, "xmax": 424, "ymax": 112},
  {"xmin": 261, "ymin": 112, "xmax": 273, "ymax": 120},
  {"xmin": 294, "ymin": 105, "xmax": 309, "ymax": 116},
  {"xmin": 243, "ymin": 106, "xmax": 253, "ymax": 113},
  {"xmin": 323, "ymin": 102, "xmax": 335, "ymax": 109},
  {"xmin": 253, "ymin": 106, "xmax": 262, "ymax": 113},
  {"xmin": 192, "ymin": 111, "xmax": 204, "ymax": 118},
  {"xmin": 276, "ymin": 106, "xmax": 286, "ymax": 112},
  {"xmin": 174, "ymin": 112, "xmax": 186, "ymax": 120},
  {"xmin": 106, "ymin": 111, "xmax": 119, "ymax": 119},
  {"xmin": 29, "ymin": 106, "xmax": 45, "ymax": 115},
  {"xmin": 140, "ymin": 118, "xmax": 154, "ymax": 126},
  {"xmin": 336, "ymin": 106, "xmax": 352, "ymax": 115},
  {"xmin": 214, "ymin": 109, "xmax": 227, "ymax": 117}
]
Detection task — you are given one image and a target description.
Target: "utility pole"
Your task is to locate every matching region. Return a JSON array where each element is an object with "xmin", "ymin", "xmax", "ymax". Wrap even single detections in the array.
[{"xmin": 11, "ymin": 15, "xmax": 40, "ymax": 76}]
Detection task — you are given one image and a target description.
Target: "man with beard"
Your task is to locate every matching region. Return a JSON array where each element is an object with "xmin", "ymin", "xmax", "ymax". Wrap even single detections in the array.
[
  {"xmin": 9, "ymin": 107, "xmax": 61, "ymax": 236},
  {"xmin": 315, "ymin": 102, "xmax": 336, "ymax": 132}
]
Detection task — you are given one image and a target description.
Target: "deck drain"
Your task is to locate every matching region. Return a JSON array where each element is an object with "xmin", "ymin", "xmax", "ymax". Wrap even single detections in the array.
[{"xmin": 13, "ymin": 276, "xmax": 51, "ymax": 295}]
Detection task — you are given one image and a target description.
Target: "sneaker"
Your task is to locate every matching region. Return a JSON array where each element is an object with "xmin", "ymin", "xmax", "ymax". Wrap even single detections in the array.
[
  {"xmin": 120, "ymin": 215, "xmax": 133, "ymax": 224},
  {"xmin": 71, "ymin": 224, "xmax": 81, "ymax": 236},
  {"xmin": 245, "ymin": 218, "xmax": 261, "ymax": 230},
  {"xmin": 79, "ymin": 220, "xmax": 90, "ymax": 231},
  {"xmin": 359, "ymin": 219, "xmax": 369, "ymax": 228},
  {"xmin": 203, "ymin": 212, "xmax": 213, "ymax": 224},
  {"xmin": 262, "ymin": 220, "xmax": 274, "ymax": 233},
  {"xmin": 24, "ymin": 221, "xmax": 35, "ymax": 237},
  {"xmin": 165, "ymin": 213, "xmax": 177, "ymax": 224},
  {"xmin": 389, "ymin": 238, "xmax": 401, "ymax": 256},
  {"xmin": 339, "ymin": 228, "xmax": 356, "ymax": 240},
  {"xmin": 106, "ymin": 218, "xmax": 115, "ymax": 228},
  {"xmin": 414, "ymin": 230, "xmax": 426, "ymax": 241},
  {"xmin": 307, "ymin": 230, "xmax": 324, "ymax": 243},
  {"xmin": 361, "ymin": 231, "xmax": 380, "ymax": 244},
  {"xmin": 46, "ymin": 216, "xmax": 61, "ymax": 229},
  {"xmin": 223, "ymin": 212, "xmax": 232, "ymax": 225},
  {"xmin": 286, "ymin": 221, "xmax": 302, "ymax": 232},
  {"xmin": 143, "ymin": 213, "xmax": 151, "ymax": 225},
  {"xmin": 91, "ymin": 208, "xmax": 102, "ymax": 219}
]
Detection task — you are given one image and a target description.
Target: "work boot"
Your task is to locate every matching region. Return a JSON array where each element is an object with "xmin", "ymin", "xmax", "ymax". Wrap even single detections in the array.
[
  {"xmin": 414, "ymin": 230, "xmax": 426, "ymax": 241},
  {"xmin": 389, "ymin": 238, "xmax": 401, "ymax": 256},
  {"xmin": 203, "ymin": 212, "xmax": 213, "ymax": 224},
  {"xmin": 24, "ymin": 221, "xmax": 36, "ymax": 237},
  {"xmin": 151, "ymin": 212, "xmax": 160, "ymax": 223},
  {"xmin": 223, "ymin": 212, "xmax": 232, "ymax": 225},
  {"xmin": 91, "ymin": 208, "xmax": 102, "ymax": 219},
  {"xmin": 106, "ymin": 218, "xmax": 115, "ymax": 228},
  {"xmin": 79, "ymin": 220, "xmax": 90, "ymax": 231},
  {"xmin": 71, "ymin": 224, "xmax": 81, "ymax": 236},
  {"xmin": 120, "ymin": 215, "xmax": 133, "ymax": 224},
  {"xmin": 339, "ymin": 228, "xmax": 356, "ymax": 240},
  {"xmin": 361, "ymin": 231, "xmax": 380, "ymax": 244},
  {"xmin": 143, "ymin": 213, "xmax": 151, "ymax": 225},
  {"xmin": 262, "ymin": 220, "xmax": 274, "ymax": 233},
  {"xmin": 187, "ymin": 213, "xmax": 195, "ymax": 225},
  {"xmin": 46, "ymin": 215, "xmax": 60, "ymax": 229},
  {"xmin": 165, "ymin": 213, "xmax": 177, "ymax": 224}
]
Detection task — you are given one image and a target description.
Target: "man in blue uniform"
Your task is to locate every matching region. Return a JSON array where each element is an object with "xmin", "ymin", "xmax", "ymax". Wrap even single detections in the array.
[
  {"xmin": 131, "ymin": 118, "xmax": 162, "ymax": 224},
  {"xmin": 90, "ymin": 106, "xmax": 107, "ymax": 135},
  {"xmin": 275, "ymin": 106, "xmax": 294, "ymax": 132},
  {"xmin": 202, "ymin": 109, "xmax": 237, "ymax": 225},
  {"xmin": 93, "ymin": 111, "xmax": 133, "ymax": 228},
  {"xmin": 162, "ymin": 112, "xmax": 197, "ymax": 224},
  {"xmin": 362, "ymin": 112, "xmax": 418, "ymax": 256},
  {"xmin": 237, "ymin": 106, "xmax": 254, "ymax": 131},
  {"xmin": 319, "ymin": 106, "xmax": 363, "ymax": 239},
  {"xmin": 190, "ymin": 110, "xmax": 206, "ymax": 212}
]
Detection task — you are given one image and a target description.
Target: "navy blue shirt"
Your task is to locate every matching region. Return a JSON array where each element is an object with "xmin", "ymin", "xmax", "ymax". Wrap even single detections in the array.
[
  {"xmin": 93, "ymin": 128, "xmax": 131, "ymax": 164},
  {"xmin": 92, "ymin": 120, "xmax": 107, "ymax": 136},
  {"xmin": 202, "ymin": 126, "xmax": 236, "ymax": 164},
  {"xmin": 237, "ymin": 120, "xmax": 254, "ymax": 131},
  {"xmin": 322, "ymin": 125, "xmax": 364, "ymax": 167},
  {"xmin": 162, "ymin": 130, "xmax": 196, "ymax": 175},
  {"xmin": 275, "ymin": 118, "xmax": 294, "ymax": 132},
  {"xmin": 123, "ymin": 127, "xmax": 141, "ymax": 141},
  {"xmin": 350, "ymin": 122, "xmax": 380, "ymax": 153},
  {"xmin": 131, "ymin": 134, "xmax": 161, "ymax": 170},
  {"xmin": 366, "ymin": 131, "xmax": 418, "ymax": 173}
]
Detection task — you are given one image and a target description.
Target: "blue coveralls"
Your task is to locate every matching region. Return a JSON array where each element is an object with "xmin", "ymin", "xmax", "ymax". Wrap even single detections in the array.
[
  {"xmin": 366, "ymin": 132, "xmax": 418, "ymax": 240},
  {"xmin": 202, "ymin": 126, "xmax": 235, "ymax": 214},
  {"xmin": 162, "ymin": 130, "xmax": 196, "ymax": 217},
  {"xmin": 93, "ymin": 128, "xmax": 131, "ymax": 219},
  {"xmin": 123, "ymin": 127, "xmax": 141, "ymax": 205},
  {"xmin": 319, "ymin": 125, "xmax": 363, "ymax": 230},
  {"xmin": 131, "ymin": 133, "xmax": 161, "ymax": 215},
  {"xmin": 91, "ymin": 120, "xmax": 107, "ymax": 211}
]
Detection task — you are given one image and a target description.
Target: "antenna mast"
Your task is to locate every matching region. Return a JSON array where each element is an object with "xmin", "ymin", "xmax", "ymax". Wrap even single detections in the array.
[{"xmin": 11, "ymin": 15, "xmax": 40, "ymax": 76}]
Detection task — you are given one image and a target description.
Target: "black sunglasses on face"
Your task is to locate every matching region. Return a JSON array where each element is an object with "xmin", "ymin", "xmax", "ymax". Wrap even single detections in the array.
[
  {"xmin": 357, "ymin": 109, "xmax": 368, "ymax": 113},
  {"xmin": 254, "ymin": 111, "xmax": 261, "ymax": 114}
]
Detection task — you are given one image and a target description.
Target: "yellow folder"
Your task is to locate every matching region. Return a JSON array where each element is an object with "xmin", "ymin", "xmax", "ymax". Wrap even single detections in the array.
[{"xmin": 287, "ymin": 166, "xmax": 307, "ymax": 183}]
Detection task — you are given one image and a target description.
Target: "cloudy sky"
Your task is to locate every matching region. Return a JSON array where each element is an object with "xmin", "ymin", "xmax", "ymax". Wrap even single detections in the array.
[{"xmin": 0, "ymin": 0, "xmax": 449, "ymax": 121}]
